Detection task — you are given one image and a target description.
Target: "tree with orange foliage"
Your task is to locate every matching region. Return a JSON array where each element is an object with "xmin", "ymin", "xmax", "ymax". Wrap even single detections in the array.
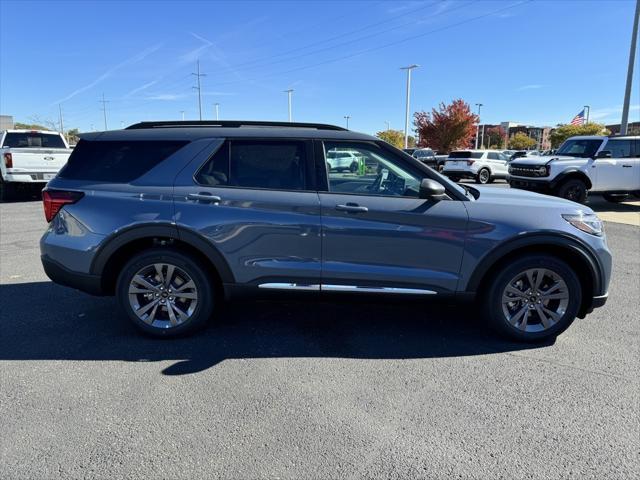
[{"xmin": 414, "ymin": 99, "xmax": 479, "ymax": 153}]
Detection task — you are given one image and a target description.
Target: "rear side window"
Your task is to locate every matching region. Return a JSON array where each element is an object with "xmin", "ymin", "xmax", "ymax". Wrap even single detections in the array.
[
  {"xmin": 58, "ymin": 140, "xmax": 187, "ymax": 182},
  {"xmin": 2, "ymin": 132, "xmax": 66, "ymax": 148},
  {"xmin": 195, "ymin": 140, "xmax": 308, "ymax": 191}
]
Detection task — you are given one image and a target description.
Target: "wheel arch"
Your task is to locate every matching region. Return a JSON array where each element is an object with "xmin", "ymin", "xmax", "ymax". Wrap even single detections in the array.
[
  {"xmin": 550, "ymin": 170, "xmax": 592, "ymax": 190},
  {"xmin": 465, "ymin": 233, "xmax": 604, "ymax": 318},
  {"xmin": 91, "ymin": 224, "xmax": 234, "ymax": 295}
]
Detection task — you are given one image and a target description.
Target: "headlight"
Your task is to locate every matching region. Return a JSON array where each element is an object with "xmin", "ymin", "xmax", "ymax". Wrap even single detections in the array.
[{"xmin": 562, "ymin": 213, "xmax": 604, "ymax": 236}]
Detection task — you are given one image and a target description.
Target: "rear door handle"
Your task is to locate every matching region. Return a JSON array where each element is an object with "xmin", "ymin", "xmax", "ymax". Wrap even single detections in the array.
[
  {"xmin": 622, "ymin": 165, "xmax": 633, "ymax": 168},
  {"xmin": 335, "ymin": 203, "xmax": 368, "ymax": 213},
  {"xmin": 188, "ymin": 192, "xmax": 222, "ymax": 203}
]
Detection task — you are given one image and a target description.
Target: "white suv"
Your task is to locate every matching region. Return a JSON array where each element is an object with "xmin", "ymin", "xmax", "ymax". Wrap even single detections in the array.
[
  {"xmin": 508, "ymin": 136, "xmax": 640, "ymax": 203},
  {"xmin": 442, "ymin": 150, "xmax": 510, "ymax": 184}
]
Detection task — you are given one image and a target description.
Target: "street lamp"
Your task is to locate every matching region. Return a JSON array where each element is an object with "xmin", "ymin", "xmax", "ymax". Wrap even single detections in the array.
[
  {"xmin": 474, "ymin": 103, "xmax": 483, "ymax": 149},
  {"xmin": 584, "ymin": 105, "xmax": 590, "ymax": 124},
  {"xmin": 385, "ymin": 120, "xmax": 390, "ymax": 131},
  {"xmin": 284, "ymin": 89, "xmax": 294, "ymax": 122},
  {"xmin": 401, "ymin": 64, "xmax": 419, "ymax": 148},
  {"xmin": 344, "ymin": 115, "xmax": 351, "ymax": 129},
  {"xmin": 214, "ymin": 103, "xmax": 220, "ymax": 121}
]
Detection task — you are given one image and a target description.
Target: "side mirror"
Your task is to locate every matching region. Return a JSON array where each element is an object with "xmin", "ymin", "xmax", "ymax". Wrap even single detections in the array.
[
  {"xmin": 596, "ymin": 150, "xmax": 612, "ymax": 159},
  {"xmin": 419, "ymin": 178, "xmax": 446, "ymax": 200}
]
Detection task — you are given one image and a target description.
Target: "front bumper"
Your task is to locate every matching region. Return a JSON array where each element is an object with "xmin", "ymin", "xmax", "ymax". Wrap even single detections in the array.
[
  {"xmin": 508, "ymin": 177, "xmax": 553, "ymax": 193},
  {"xmin": 41, "ymin": 255, "xmax": 105, "ymax": 295}
]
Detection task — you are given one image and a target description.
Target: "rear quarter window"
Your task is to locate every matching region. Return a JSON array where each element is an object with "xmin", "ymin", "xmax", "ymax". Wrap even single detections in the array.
[{"xmin": 58, "ymin": 140, "xmax": 188, "ymax": 182}]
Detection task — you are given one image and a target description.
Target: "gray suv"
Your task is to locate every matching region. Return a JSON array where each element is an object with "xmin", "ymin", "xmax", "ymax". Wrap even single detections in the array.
[{"xmin": 40, "ymin": 121, "xmax": 611, "ymax": 342}]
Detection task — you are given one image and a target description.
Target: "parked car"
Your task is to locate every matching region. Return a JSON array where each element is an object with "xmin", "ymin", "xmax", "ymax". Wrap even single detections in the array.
[
  {"xmin": 412, "ymin": 148, "xmax": 437, "ymax": 168},
  {"xmin": 508, "ymin": 135, "xmax": 640, "ymax": 203},
  {"xmin": 0, "ymin": 129, "xmax": 72, "ymax": 200},
  {"xmin": 40, "ymin": 120, "xmax": 611, "ymax": 342},
  {"xmin": 326, "ymin": 149, "xmax": 359, "ymax": 172},
  {"xmin": 403, "ymin": 148, "xmax": 416, "ymax": 156},
  {"xmin": 442, "ymin": 149, "xmax": 510, "ymax": 184}
]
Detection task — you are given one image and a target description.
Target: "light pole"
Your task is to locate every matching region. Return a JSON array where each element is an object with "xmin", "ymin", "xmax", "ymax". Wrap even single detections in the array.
[
  {"xmin": 401, "ymin": 64, "xmax": 419, "ymax": 149},
  {"xmin": 621, "ymin": 0, "xmax": 639, "ymax": 135},
  {"xmin": 214, "ymin": 103, "xmax": 220, "ymax": 121},
  {"xmin": 584, "ymin": 105, "xmax": 590, "ymax": 124},
  {"xmin": 344, "ymin": 115, "xmax": 351, "ymax": 129},
  {"xmin": 474, "ymin": 103, "xmax": 483, "ymax": 149},
  {"xmin": 180, "ymin": 111, "xmax": 185, "ymax": 121},
  {"xmin": 284, "ymin": 89, "xmax": 294, "ymax": 122},
  {"xmin": 385, "ymin": 120, "xmax": 390, "ymax": 131}
]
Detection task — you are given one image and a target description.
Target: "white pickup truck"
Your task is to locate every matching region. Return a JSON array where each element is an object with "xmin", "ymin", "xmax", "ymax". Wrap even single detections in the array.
[
  {"xmin": 508, "ymin": 135, "xmax": 640, "ymax": 203},
  {"xmin": 0, "ymin": 130, "xmax": 73, "ymax": 200}
]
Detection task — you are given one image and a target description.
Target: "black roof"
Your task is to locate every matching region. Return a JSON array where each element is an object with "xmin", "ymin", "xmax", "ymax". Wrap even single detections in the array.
[{"xmin": 126, "ymin": 120, "xmax": 347, "ymax": 131}]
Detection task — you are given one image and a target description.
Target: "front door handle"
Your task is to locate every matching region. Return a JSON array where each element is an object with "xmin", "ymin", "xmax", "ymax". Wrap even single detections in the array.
[
  {"xmin": 622, "ymin": 164, "xmax": 633, "ymax": 168},
  {"xmin": 188, "ymin": 192, "xmax": 222, "ymax": 203},
  {"xmin": 335, "ymin": 203, "xmax": 368, "ymax": 213}
]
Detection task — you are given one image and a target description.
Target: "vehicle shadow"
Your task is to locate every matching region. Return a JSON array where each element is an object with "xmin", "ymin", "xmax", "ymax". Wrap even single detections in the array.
[
  {"xmin": 0, "ymin": 281, "xmax": 551, "ymax": 375},
  {"xmin": 588, "ymin": 194, "xmax": 640, "ymax": 212}
]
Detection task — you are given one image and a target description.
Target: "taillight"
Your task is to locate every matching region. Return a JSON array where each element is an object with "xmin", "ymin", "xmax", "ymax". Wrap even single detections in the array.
[
  {"xmin": 3, "ymin": 152, "xmax": 12, "ymax": 168},
  {"xmin": 467, "ymin": 160, "xmax": 475, "ymax": 166},
  {"xmin": 42, "ymin": 190, "xmax": 84, "ymax": 222}
]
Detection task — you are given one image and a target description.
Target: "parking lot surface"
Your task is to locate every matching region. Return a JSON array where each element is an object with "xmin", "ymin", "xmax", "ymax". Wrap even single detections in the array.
[{"xmin": 1, "ymin": 198, "xmax": 638, "ymax": 479}]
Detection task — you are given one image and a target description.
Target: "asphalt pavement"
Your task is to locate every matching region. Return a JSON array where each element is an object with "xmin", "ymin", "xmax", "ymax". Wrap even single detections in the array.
[{"xmin": 0, "ymin": 196, "xmax": 638, "ymax": 479}]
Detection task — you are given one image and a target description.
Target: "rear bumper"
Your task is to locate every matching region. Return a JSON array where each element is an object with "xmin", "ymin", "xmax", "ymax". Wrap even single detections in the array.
[
  {"xmin": 442, "ymin": 169, "xmax": 477, "ymax": 179},
  {"xmin": 41, "ymin": 255, "xmax": 105, "ymax": 296},
  {"xmin": 3, "ymin": 172, "xmax": 57, "ymax": 183}
]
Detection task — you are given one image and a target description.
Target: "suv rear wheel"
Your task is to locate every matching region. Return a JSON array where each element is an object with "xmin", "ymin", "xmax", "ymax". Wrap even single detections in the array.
[
  {"xmin": 476, "ymin": 168, "xmax": 491, "ymax": 184},
  {"xmin": 483, "ymin": 255, "xmax": 582, "ymax": 342},
  {"xmin": 556, "ymin": 178, "xmax": 587, "ymax": 204},
  {"xmin": 116, "ymin": 249, "xmax": 215, "ymax": 337}
]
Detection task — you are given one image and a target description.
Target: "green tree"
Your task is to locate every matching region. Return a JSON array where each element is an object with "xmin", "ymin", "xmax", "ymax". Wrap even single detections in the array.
[
  {"xmin": 508, "ymin": 132, "xmax": 537, "ymax": 150},
  {"xmin": 14, "ymin": 122, "xmax": 51, "ymax": 131},
  {"xmin": 66, "ymin": 128, "xmax": 80, "ymax": 145},
  {"xmin": 549, "ymin": 123, "xmax": 609, "ymax": 148},
  {"xmin": 375, "ymin": 129, "xmax": 405, "ymax": 149}
]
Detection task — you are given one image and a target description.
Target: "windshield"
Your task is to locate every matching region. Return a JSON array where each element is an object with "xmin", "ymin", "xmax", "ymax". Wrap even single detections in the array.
[
  {"xmin": 556, "ymin": 139, "xmax": 602, "ymax": 158},
  {"xmin": 2, "ymin": 132, "xmax": 66, "ymax": 148}
]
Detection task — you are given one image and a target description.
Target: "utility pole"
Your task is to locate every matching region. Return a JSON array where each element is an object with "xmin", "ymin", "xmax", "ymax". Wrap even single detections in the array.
[
  {"xmin": 58, "ymin": 104, "xmax": 65, "ymax": 137},
  {"xmin": 584, "ymin": 105, "xmax": 590, "ymax": 124},
  {"xmin": 385, "ymin": 121, "xmax": 390, "ymax": 131},
  {"xmin": 180, "ymin": 111, "xmax": 185, "ymax": 121},
  {"xmin": 284, "ymin": 89, "xmax": 294, "ymax": 122},
  {"xmin": 214, "ymin": 103, "xmax": 220, "ymax": 120},
  {"xmin": 192, "ymin": 60, "xmax": 206, "ymax": 121},
  {"xmin": 99, "ymin": 93, "xmax": 109, "ymax": 130},
  {"xmin": 344, "ymin": 115, "xmax": 351, "ymax": 129},
  {"xmin": 401, "ymin": 64, "xmax": 419, "ymax": 148},
  {"xmin": 474, "ymin": 103, "xmax": 483, "ymax": 149},
  {"xmin": 621, "ymin": 0, "xmax": 639, "ymax": 135}
]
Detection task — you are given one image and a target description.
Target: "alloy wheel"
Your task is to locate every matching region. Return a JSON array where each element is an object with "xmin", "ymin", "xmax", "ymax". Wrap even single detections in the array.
[
  {"xmin": 128, "ymin": 263, "xmax": 199, "ymax": 329},
  {"xmin": 501, "ymin": 268, "xmax": 570, "ymax": 333},
  {"xmin": 478, "ymin": 169, "xmax": 490, "ymax": 184}
]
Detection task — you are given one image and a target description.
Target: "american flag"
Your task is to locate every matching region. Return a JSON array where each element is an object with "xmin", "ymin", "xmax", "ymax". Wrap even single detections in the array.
[{"xmin": 570, "ymin": 109, "xmax": 585, "ymax": 125}]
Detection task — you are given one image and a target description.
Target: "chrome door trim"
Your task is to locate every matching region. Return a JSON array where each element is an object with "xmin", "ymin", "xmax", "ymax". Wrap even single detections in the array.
[
  {"xmin": 321, "ymin": 284, "xmax": 436, "ymax": 295},
  {"xmin": 258, "ymin": 283, "xmax": 320, "ymax": 291}
]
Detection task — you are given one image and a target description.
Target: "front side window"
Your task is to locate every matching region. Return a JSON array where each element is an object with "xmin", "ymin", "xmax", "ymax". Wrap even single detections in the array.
[
  {"xmin": 324, "ymin": 142, "xmax": 421, "ymax": 197},
  {"xmin": 606, "ymin": 139, "xmax": 632, "ymax": 158},
  {"xmin": 195, "ymin": 140, "xmax": 307, "ymax": 191}
]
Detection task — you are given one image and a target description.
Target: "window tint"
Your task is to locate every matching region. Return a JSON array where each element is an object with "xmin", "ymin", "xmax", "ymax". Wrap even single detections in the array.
[
  {"xmin": 448, "ymin": 151, "xmax": 484, "ymax": 159},
  {"xmin": 487, "ymin": 152, "xmax": 500, "ymax": 160},
  {"xmin": 606, "ymin": 139, "xmax": 633, "ymax": 158},
  {"xmin": 58, "ymin": 140, "xmax": 187, "ymax": 182},
  {"xmin": 3, "ymin": 132, "xmax": 66, "ymax": 148},
  {"xmin": 196, "ymin": 140, "xmax": 307, "ymax": 191},
  {"xmin": 324, "ymin": 142, "xmax": 421, "ymax": 197}
]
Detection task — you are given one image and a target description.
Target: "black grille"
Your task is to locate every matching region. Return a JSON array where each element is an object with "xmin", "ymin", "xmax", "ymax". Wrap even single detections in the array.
[{"xmin": 509, "ymin": 164, "xmax": 547, "ymax": 178}]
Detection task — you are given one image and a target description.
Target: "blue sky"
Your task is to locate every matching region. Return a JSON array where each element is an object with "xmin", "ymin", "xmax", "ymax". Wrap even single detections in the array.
[{"xmin": 1, "ymin": 0, "xmax": 638, "ymax": 134}]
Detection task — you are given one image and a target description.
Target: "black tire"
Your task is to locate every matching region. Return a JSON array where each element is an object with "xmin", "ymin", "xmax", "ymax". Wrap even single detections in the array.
[
  {"xmin": 116, "ymin": 248, "xmax": 215, "ymax": 337},
  {"xmin": 556, "ymin": 178, "xmax": 588, "ymax": 204},
  {"xmin": 0, "ymin": 179, "xmax": 14, "ymax": 202},
  {"xmin": 483, "ymin": 255, "xmax": 582, "ymax": 342},
  {"xmin": 349, "ymin": 162, "xmax": 358, "ymax": 173},
  {"xmin": 476, "ymin": 168, "xmax": 491, "ymax": 184},
  {"xmin": 602, "ymin": 193, "xmax": 630, "ymax": 203},
  {"xmin": 448, "ymin": 175, "xmax": 461, "ymax": 182}
]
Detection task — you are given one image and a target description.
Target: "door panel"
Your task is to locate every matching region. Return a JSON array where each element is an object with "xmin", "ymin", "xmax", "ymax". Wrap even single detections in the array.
[
  {"xmin": 317, "ymin": 140, "xmax": 468, "ymax": 293},
  {"xmin": 173, "ymin": 139, "xmax": 321, "ymax": 286}
]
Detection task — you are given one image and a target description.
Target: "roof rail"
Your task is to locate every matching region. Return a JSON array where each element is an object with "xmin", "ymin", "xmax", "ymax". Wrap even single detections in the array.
[{"xmin": 125, "ymin": 120, "xmax": 347, "ymax": 131}]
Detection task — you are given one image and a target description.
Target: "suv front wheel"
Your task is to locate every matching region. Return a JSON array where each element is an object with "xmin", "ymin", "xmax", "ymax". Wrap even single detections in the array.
[
  {"xmin": 116, "ymin": 249, "xmax": 215, "ymax": 337},
  {"xmin": 483, "ymin": 255, "xmax": 582, "ymax": 342},
  {"xmin": 556, "ymin": 178, "xmax": 587, "ymax": 203}
]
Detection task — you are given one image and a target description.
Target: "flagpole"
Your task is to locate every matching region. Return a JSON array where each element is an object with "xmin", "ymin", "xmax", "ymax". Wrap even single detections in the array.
[{"xmin": 584, "ymin": 105, "xmax": 590, "ymax": 124}]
